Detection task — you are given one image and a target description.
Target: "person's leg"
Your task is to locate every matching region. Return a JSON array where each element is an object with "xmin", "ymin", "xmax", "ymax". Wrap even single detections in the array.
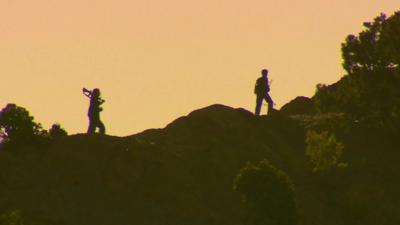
[
  {"xmin": 87, "ymin": 117, "xmax": 95, "ymax": 134},
  {"xmin": 90, "ymin": 113, "xmax": 102, "ymax": 134},
  {"xmin": 255, "ymin": 95, "xmax": 263, "ymax": 116},
  {"xmin": 98, "ymin": 119, "xmax": 106, "ymax": 135},
  {"xmin": 265, "ymin": 94, "xmax": 274, "ymax": 114}
]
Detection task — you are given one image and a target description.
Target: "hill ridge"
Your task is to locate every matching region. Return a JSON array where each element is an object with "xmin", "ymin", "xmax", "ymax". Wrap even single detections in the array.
[{"xmin": 1, "ymin": 103, "xmax": 400, "ymax": 225}]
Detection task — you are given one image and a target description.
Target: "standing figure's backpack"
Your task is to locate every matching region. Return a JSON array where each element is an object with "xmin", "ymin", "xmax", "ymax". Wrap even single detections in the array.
[{"xmin": 254, "ymin": 77, "xmax": 270, "ymax": 95}]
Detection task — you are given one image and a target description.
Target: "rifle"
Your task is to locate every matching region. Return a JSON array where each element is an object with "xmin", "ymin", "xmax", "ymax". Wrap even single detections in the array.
[{"xmin": 82, "ymin": 88, "xmax": 91, "ymax": 98}]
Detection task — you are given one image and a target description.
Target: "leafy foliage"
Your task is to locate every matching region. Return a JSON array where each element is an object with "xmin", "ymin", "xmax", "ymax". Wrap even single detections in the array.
[
  {"xmin": 0, "ymin": 210, "xmax": 24, "ymax": 225},
  {"xmin": 314, "ymin": 11, "xmax": 400, "ymax": 116},
  {"xmin": 305, "ymin": 130, "xmax": 347, "ymax": 172},
  {"xmin": 0, "ymin": 104, "xmax": 45, "ymax": 148},
  {"xmin": 0, "ymin": 209, "xmax": 58, "ymax": 225},
  {"xmin": 233, "ymin": 159, "xmax": 297, "ymax": 225}
]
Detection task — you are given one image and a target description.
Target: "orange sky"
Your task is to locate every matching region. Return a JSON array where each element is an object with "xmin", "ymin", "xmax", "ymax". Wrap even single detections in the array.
[{"xmin": 0, "ymin": 0, "xmax": 398, "ymax": 136}]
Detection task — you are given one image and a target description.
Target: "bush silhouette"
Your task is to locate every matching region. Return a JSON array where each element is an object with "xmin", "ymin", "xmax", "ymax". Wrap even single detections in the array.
[
  {"xmin": 49, "ymin": 123, "xmax": 68, "ymax": 138},
  {"xmin": 233, "ymin": 159, "xmax": 297, "ymax": 225},
  {"xmin": 0, "ymin": 104, "xmax": 45, "ymax": 148},
  {"xmin": 305, "ymin": 130, "xmax": 347, "ymax": 172}
]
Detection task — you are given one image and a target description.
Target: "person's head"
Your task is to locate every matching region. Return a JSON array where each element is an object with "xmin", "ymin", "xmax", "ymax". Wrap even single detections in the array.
[
  {"xmin": 262, "ymin": 69, "xmax": 269, "ymax": 77},
  {"xmin": 92, "ymin": 88, "xmax": 100, "ymax": 97}
]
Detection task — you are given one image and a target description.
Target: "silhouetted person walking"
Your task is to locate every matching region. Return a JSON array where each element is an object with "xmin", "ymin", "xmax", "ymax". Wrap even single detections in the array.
[
  {"xmin": 254, "ymin": 69, "xmax": 274, "ymax": 115},
  {"xmin": 83, "ymin": 88, "xmax": 106, "ymax": 134}
]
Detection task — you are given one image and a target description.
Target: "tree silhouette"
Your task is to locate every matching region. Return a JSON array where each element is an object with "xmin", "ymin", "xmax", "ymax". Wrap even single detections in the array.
[
  {"xmin": 314, "ymin": 11, "xmax": 400, "ymax": 116},
  {"xmin": 0, "ymin": 104, "xmax": 44, "ymax": 148},
  {"xmin": 342, "ymin": 12, "xmax": 400, "ymax": 75}
]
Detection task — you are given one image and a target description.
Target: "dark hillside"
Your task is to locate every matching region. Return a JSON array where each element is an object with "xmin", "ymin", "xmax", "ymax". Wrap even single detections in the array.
[
  {"xmin": 0, "ymin": 105, "xmax": 308, "ymax": 225},
  {"xmin": 1, "ymin": 104, "xmax": 400, "ymax": 225}
]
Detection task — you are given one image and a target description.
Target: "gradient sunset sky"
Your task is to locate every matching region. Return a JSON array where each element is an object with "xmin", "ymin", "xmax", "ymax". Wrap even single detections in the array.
[{"xmin": 0, "ymin": 0, "xmax": 398, "ymax": 136}]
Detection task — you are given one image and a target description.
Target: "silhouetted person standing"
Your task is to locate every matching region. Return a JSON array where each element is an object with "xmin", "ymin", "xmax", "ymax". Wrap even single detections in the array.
[
  {"xmin": 254, "ymin": 69, "xmax": 274, "ymax": 115},
  {"xmin": 83, "ymin": 88, "xmax": 106, "ymax": 134}
]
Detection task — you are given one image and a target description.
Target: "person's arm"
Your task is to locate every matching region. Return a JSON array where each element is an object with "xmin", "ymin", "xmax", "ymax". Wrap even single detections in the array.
[
  {"xmin": 254, "ymin": 79, "xmax": 259, "ymax": 94},
  {"xmin": 82, "ymin": 88, "xmax": 92, "ymax": 98}
]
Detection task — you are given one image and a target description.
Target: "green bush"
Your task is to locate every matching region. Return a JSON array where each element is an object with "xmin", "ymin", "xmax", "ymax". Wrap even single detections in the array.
[
  {"xmin": 305, "ymin": 130, "xmax": 347, "ymax": 172},
  {"xmin": 233, "ymin": 159, "xmax": 297, "ymax": 225},
  {"xmin": 0, "ymin": 210, "xmax": 24, "ymax": 225},
  {"xmin": 0, "ymin": 209, "xmax": 58, "ymax": 225}
]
